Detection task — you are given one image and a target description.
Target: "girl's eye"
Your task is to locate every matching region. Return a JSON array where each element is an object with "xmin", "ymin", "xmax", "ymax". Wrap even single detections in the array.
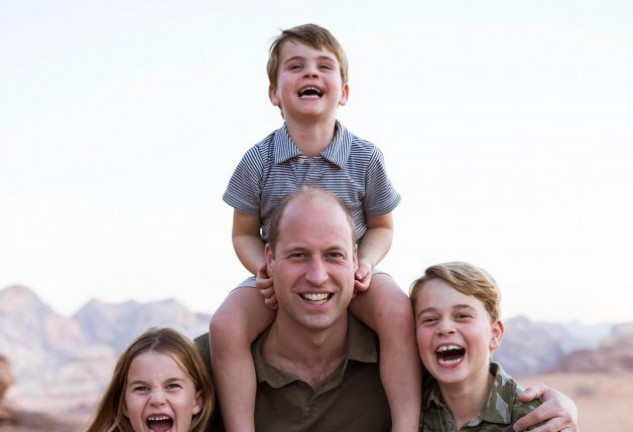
[
  {"xmin": 421, "ymin": 316, "xmax": 437, "ymax": 324},
  {"xmin": 133, "ymin": 385, "xmax": 150, "ymax": 392}
]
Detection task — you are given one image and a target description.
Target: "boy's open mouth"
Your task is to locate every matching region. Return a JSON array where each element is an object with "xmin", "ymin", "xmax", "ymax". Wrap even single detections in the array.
[
  {"xmin": 147, "ymin": 415, "xmax": 173, "ymax": 432},
  {"xmin": 435, "ymin": 344, "xmax": 465, "ymax": 365},
  {"xmin": 298, "ymin": 86, "xmax": 323, "ymax": 98}
]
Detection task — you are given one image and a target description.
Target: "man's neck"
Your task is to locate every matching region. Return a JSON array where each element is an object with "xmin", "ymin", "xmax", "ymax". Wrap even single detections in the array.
[
  {"xmin": 438, "ymin": 366, "xmax": 494, "ymax": 430},
  {"xmin": 261, "ymin": 313, "xmax": 348, "ymax": 388},
  {"xmin": 284, "ymin": 116, "xmax": 337, "ymax": 158}
]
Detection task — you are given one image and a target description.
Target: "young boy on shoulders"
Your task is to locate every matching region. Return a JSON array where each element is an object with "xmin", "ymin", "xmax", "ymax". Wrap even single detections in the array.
[
  {"xmin": 209, "ymin": 23, "xmax": 420, "ymax": 432},
  {"xmin": 410, "ymin": 262, "xmax": 540, "ymax": 431}
]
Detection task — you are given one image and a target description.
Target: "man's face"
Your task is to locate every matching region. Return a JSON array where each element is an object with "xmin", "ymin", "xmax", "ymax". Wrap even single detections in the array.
[{"xmin": 266, "ymin": 196, "xmax": 357, "ymax": 332}]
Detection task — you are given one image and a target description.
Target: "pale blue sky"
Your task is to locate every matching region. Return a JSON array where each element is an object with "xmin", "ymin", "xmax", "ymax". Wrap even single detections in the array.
[{"xmin": 1, "ymin": 0, "xmax": 632, "ymax": 323}]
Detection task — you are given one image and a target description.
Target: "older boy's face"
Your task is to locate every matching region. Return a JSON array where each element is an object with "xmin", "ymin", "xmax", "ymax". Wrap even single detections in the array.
[
  {"xmin": 413, "ymin": 279, "xmax": 503, "ymax": 388},
  {"xmin": 269, "ymin": 40, "xmax": 348, "ymax": 123}
]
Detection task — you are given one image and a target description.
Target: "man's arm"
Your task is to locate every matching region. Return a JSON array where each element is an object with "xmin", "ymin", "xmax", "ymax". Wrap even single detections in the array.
[{"xmin": 514, "ymin": 384, "xmax": 579, "ymax": 432}]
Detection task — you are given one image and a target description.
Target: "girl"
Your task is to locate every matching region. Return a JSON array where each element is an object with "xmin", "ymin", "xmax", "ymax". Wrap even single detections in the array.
[{"xmin": 85, "ymin": 327, "xmax": 214, "ymax": 432}]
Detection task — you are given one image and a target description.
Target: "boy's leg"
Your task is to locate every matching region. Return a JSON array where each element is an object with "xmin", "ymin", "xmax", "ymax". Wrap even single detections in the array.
[
  {"xmin": 349, "ymin": 273, "xmax": 421, "ymax": 432},
  {"xmin": 209, "ymin": 283, "xmax": 276, "ymax": 432}
]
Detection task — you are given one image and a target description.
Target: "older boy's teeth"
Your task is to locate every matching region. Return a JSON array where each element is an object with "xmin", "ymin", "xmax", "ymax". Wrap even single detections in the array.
[
  {"xmin": 436, "ymin": 345, "xmax": 461, "ymax": 352},
  {"xmin": 302, "ymin": 293, "xmax": 329, "ymax": 304}
]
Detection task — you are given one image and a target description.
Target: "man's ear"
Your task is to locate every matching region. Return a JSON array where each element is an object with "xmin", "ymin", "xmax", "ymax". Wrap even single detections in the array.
[
  {"xmin": 265, "ymin": 243, "xmax": 274, "ymax": 276},
  {"xmin": 489, "ymin": 320, "xmax": 504, "ymax": 351}
]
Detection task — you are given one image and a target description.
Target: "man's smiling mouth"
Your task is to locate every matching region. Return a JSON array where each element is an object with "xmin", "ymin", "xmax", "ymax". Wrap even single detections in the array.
[{"xmin": 301, "ymin": 293, "xmax": 331, "ymax": 304}]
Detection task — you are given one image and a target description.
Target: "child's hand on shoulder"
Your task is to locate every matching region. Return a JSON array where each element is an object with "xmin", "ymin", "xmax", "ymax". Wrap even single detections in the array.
[
  {"xmin": 256, "ymin": 263, "xmax": 277, "ymax": 310},
  {"xmin": 354, "ymin": 260, "xmax": 372, "ymax": 293}
]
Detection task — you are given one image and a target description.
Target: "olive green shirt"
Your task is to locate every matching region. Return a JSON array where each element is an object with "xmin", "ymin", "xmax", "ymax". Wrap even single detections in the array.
[
  {"xmin": 251, "ymin": 314, "xmax": 391, "ymax": 432},
  {"xmin": 421, "ymin": 362, "xmax": 540, "ymax": 432}
]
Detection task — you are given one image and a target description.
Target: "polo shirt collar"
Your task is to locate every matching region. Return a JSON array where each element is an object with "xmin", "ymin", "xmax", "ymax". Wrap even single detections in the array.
[
  {"xmin": 273, "ymin": 121, "xmax": 352, "ymax": 168},
  {"xmin": 423, "ymin": 362, "xmax": 514, "ymax": 426},
  {"xmin": 253, "ymin": 314, "xmax": 378, "ymax": 389}
]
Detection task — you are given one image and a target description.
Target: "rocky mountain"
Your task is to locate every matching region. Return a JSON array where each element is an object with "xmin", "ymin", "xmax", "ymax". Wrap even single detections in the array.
[
  {"xmin": 0, "ymin": 284, "xmax": 628, "ymax": 409},
  {"xmin": 0, "ymin": 285, "xmax": 210, "ymax": 406},
  {"xmin": 494, "ymin": 315, "xmax": 611, "ymax": 376},
  {"xmin": 554, "ymin": 323, "xmax": 633, "ymax": 373}
]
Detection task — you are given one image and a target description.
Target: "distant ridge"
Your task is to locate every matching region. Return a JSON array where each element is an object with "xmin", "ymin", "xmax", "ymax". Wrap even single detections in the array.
[
  {"xmin": 0, "ymin": 285, "xmax": 211, "ymax": 404},
  {"xmin": 0, "ymin": 285, "xmax": 630, "ymax": 406}
]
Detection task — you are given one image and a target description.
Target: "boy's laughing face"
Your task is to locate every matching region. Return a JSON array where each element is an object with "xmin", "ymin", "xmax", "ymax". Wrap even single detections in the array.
[
  {"xmin": 269, "ymin": 40, "xmax": 348, "ymax": 123},
  {"xmin": 413, "ymin": 279, "xmax": 503, "ymax": 389}
]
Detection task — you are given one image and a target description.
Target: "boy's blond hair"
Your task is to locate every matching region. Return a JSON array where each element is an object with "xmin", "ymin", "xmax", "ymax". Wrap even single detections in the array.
[
  {"xmin": 409, "ymin": 262, "xmax": 501, "ymax": 322},
  {"xmin": 267, "ymin": 23, "xmax": 349, "ymax": 87}
]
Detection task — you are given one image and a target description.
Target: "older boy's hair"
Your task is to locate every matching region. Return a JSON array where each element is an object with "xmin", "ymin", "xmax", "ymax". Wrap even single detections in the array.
[
  {"xmin": 409, "ymin": 262, "xmax": 501, "ymax": 322},
  {"xmin": 267, "ymin": 186, "xmax": 356, "ymax": 254},
  {"xmin": 267, "ymin": 23, "xmax": 349, "ymax": 86}
]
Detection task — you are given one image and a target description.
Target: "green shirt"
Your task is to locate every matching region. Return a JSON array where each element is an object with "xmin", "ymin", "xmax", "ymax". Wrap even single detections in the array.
[
  {"xmin": 251, "ymin": 314, "xmax": 391, "ymax": 432},
  {"xmin": 421, "ymin": 362, "xmax": 540, "ymax": 432}
]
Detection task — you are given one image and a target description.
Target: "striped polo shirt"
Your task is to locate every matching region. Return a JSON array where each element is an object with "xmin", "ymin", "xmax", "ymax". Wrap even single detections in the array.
[{"xmin": 223, "ymin": 121, "xmax": 400, "ymax": 243}]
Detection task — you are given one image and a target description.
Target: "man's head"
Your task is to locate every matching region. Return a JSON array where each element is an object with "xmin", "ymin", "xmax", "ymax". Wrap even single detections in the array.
[
  {"xmin": 267, "ymin": 23, "xmax": 349, "ymax": 87},
  {"xmin": 265, "ymin": 186, "xmax": 357, "ymax": 331}
]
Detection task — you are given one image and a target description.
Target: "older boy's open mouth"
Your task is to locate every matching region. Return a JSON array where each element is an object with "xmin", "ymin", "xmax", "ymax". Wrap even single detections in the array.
[
  {"xmin": 436, "ymin": 344, "xmax": 465, "ymax": 365},
  {"xmin": 147, "ymin": 415, "xmax": 173, "ymax": 432},
  {"xmin": 298, "ymin": 86, "xmax": 323, "ymax": 97}
]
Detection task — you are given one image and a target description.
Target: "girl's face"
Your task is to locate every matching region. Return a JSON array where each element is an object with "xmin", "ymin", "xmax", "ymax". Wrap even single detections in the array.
[{"xmin": 123, "ymin": 351, "xmax": 202, "ymax": 432}]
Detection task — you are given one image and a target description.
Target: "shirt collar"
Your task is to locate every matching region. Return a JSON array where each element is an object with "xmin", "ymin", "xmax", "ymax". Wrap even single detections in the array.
[
  {"xmin": 253, "ymin": 314, "xmax": 378, "ymax": 388},
  {"xmin": 423, "ymin": 362, "xmax": 516, "ymax": 426},
  {"xmin": 272, "ymin": 121, "xmax": 352, "ymax": 168}
]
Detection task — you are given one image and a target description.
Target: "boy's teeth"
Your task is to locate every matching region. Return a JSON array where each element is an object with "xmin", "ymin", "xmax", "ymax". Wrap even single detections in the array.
[{"xmin": 436, "ymin": 344, "xmax": 461, "ymax": 352}]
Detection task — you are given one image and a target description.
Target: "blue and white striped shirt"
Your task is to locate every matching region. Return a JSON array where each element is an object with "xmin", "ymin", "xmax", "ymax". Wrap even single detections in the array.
[{"xmin": 223, "ymin": 121, "xmax": 401, "ymax": 243}]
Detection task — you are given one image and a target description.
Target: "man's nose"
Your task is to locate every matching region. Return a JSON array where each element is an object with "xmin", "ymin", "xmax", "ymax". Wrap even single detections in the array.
[{"xmin": 305, "ymin": 258, "xmax": 328, "ymax": 285}]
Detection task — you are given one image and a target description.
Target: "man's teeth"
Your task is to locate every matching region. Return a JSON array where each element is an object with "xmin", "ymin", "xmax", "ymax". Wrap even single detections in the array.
[{"xmin": 302, "ymin": 293, "xmax": 329, "ymax": 304}]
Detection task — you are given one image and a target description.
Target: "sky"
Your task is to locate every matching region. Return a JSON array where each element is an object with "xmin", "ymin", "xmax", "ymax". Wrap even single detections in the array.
[{"xmin": 1, "ymin": 0, "xmax": 632, "ymax": 324}]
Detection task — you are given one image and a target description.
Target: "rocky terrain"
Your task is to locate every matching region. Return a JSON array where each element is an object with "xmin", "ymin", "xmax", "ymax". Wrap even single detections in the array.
[{"xmin": 0, "ymin": 284, "xmax": 631, "ymax": 431}]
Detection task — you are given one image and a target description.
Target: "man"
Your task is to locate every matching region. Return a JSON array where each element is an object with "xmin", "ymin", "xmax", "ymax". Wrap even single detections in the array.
[{"xmin": 198, "ymin": 186, "xmax": 578, "ymax": 432}]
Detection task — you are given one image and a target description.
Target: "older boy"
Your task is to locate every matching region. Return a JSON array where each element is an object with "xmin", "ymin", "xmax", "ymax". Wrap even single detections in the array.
[
  {"xmin": 209, "ymin": 24, "xmax": 420, "ymax": 432},
  {"xmin": 410, "ymin": 262, "xmax": 562, "ymax": 431}
]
